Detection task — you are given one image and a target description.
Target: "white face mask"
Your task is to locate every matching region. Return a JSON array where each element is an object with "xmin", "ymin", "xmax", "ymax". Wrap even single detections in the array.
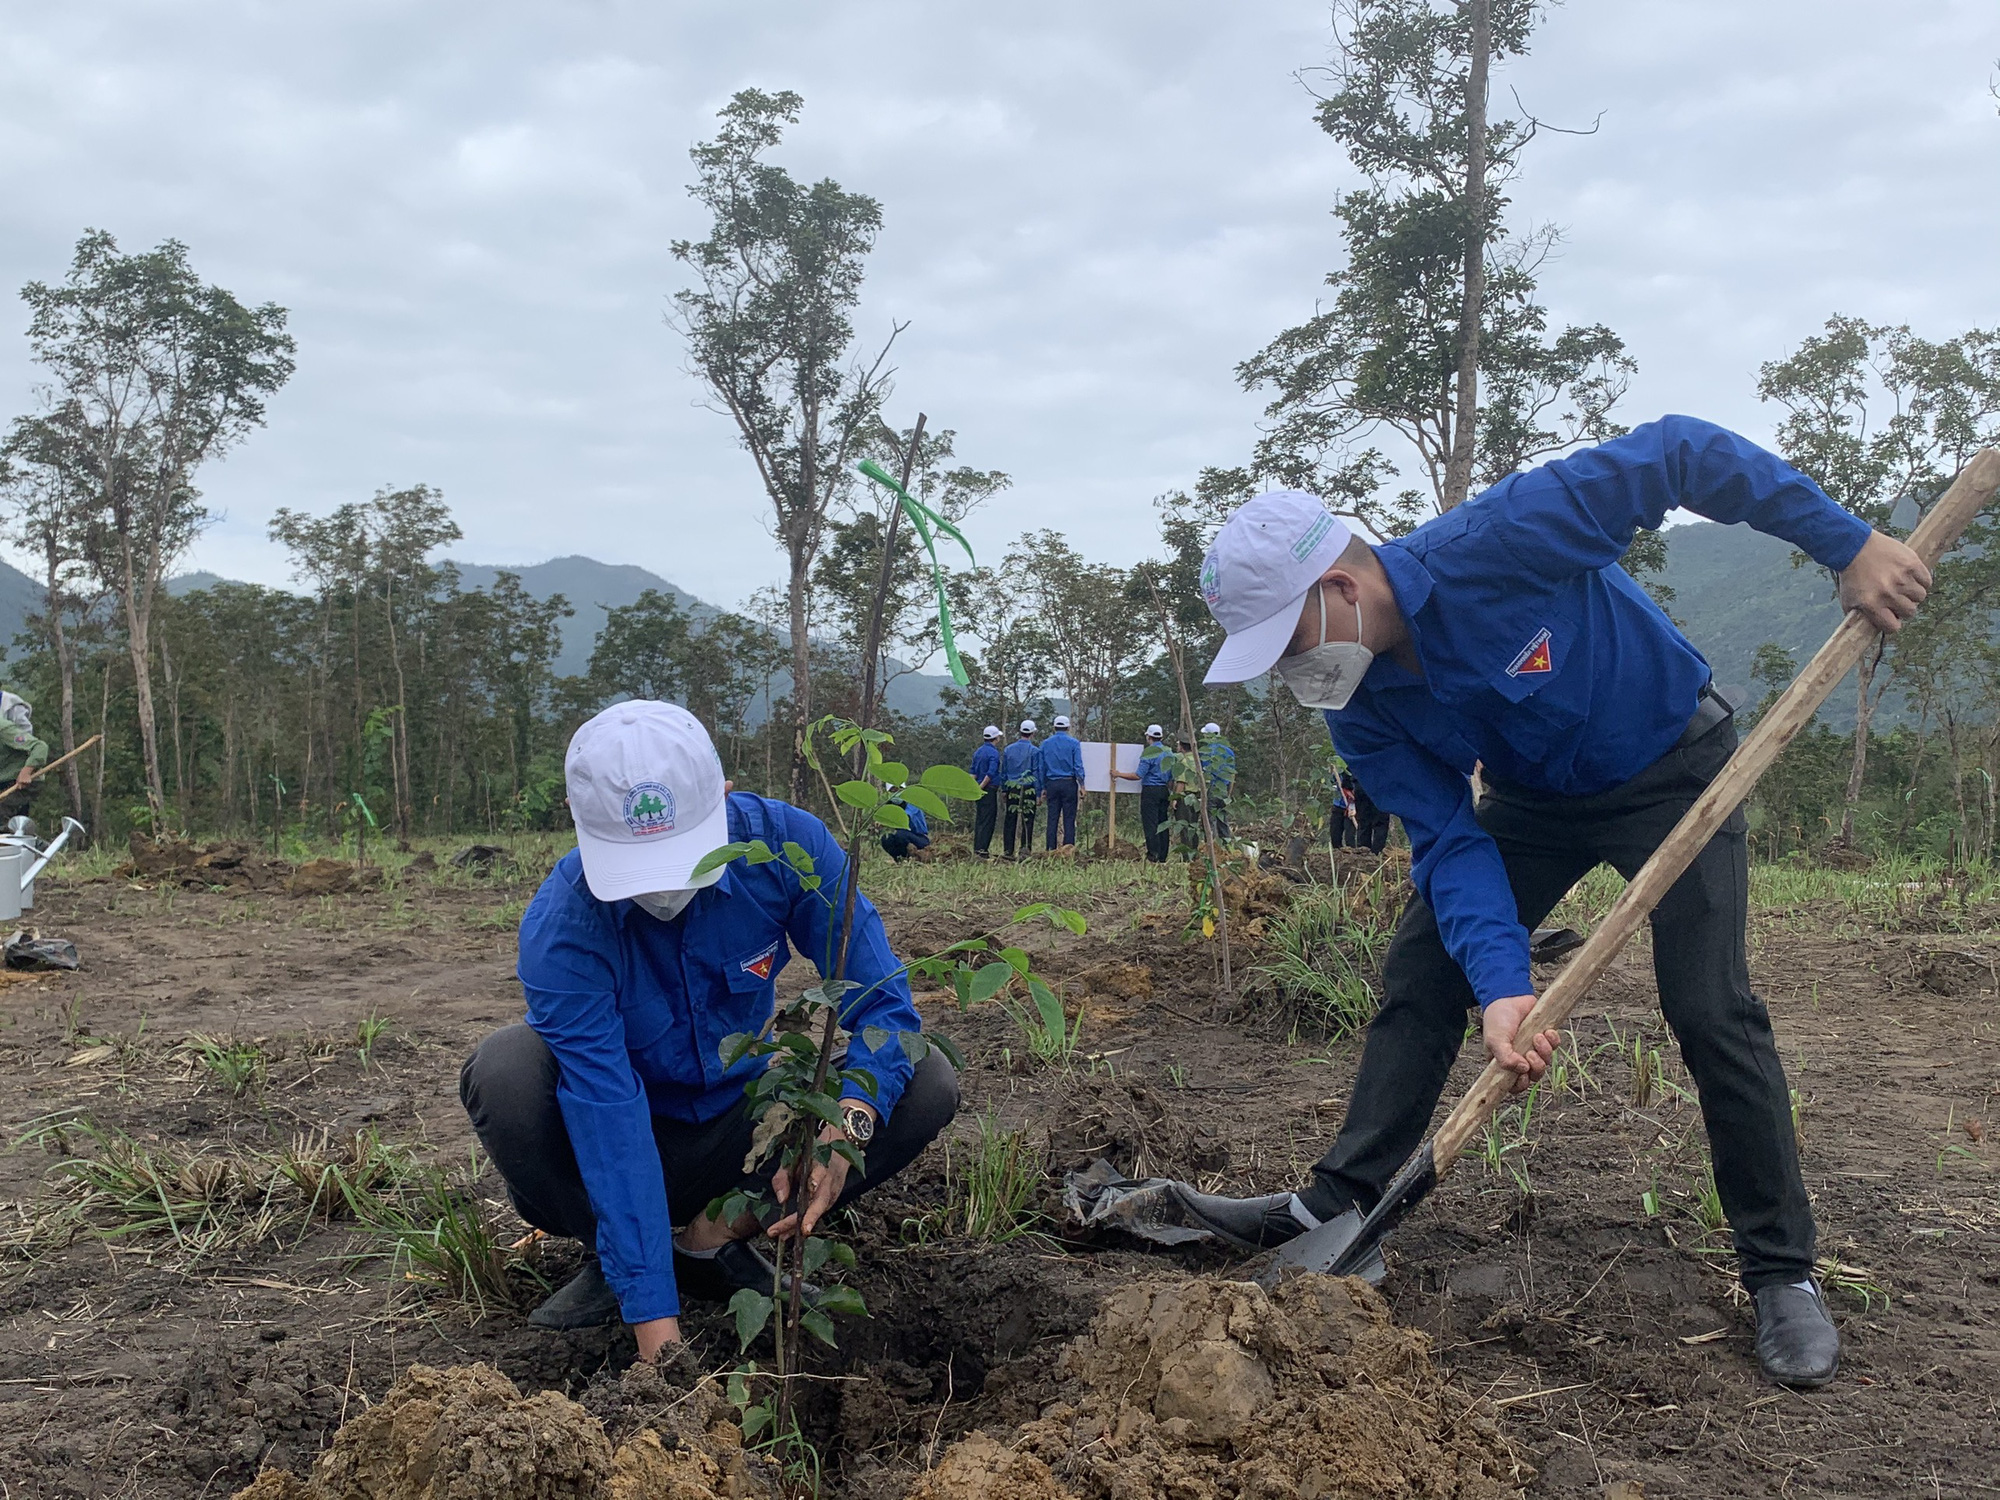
[
  {"xmin": 631, "ymin": 888, "xmax": 698, "ymax": 922},
  {"xmin": 1276, "ymin": 584, "xmax": 1374, "ymax": 711}
]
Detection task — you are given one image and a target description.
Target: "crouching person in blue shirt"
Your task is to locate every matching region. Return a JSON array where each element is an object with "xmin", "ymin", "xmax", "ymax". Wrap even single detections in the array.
[
  {"xmin": 880, "ymin": 805, "xmax": 930, "ymax": 861},
  {"xmin": 460, "ymin": 701, "xmax": 959, "ymax": 1361}
]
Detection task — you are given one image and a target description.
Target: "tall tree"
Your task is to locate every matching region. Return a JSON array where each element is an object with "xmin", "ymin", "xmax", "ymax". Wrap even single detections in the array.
[
  {"xmin": 20, "ymin": 231, "xmax": 294, "ymax": 821},
  {"xmin": 671, "ymin": 89, "xmax": 899, "ymax": 801},
  {"xmin": 1758, "ymin": 316, "xmax": 2000, "ymax": 842},
  {"xmin": 1238, "ymin": 0, "xmax": 1632, "ymax": 533}
]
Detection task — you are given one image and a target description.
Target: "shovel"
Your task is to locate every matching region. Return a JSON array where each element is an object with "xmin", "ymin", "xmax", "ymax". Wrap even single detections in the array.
[{"xmin": 1261, "ymin": 448, "xmax": 2000, "ymax": 1287}]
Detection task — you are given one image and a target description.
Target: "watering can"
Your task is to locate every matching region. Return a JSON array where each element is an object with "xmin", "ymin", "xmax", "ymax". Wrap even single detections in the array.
[{"xmin": 0, "ymin": 816, "xmax": 83, "ymax": 921}]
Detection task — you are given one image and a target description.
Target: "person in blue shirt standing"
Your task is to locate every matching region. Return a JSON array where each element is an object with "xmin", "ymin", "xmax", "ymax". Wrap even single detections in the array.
[
  {"xmin": 1114, "ymin": 724, "xmax": 1173, "ymax": 862},
  {"xmin": 459, "ymin": 701, "xmax": 959, "ymax": 1360},
  {"xmin": 1039, "ymin": 715, "xmax": 1085, "ymax": 851},
  {"xmin": 880, "ymin": 804, "xmax": 930, "ymax": 861},
  {"xmin": 1187, "ymin": 417, "xmax": 1936, "ymax": 1390},
  {"xmin": 970, "ymin": 726, "xmax": 1002, "ymax": 859},
  {"xmin": 1198, "ymin": 722, "xmax": 1237, "ymax": 844},
  {"xmin": 1000, "ymin": 719, "xmax": 1042, "ymax": 859}
]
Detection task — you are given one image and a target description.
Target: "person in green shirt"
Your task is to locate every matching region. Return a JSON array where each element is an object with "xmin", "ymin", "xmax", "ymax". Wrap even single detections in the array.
[{"xmin": 0, "ymin": 693, "xmax": 48, "ymax": 794}]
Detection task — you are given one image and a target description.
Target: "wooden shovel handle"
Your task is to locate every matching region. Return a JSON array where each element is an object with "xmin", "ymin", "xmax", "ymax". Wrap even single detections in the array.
[
  {"xmin": 1431, "ymin": 449, "xmax": 2000, "ymax": 1172},
  {"xmin": 9, "ymin": 733, "xmax": 102, "ymax": 789}
]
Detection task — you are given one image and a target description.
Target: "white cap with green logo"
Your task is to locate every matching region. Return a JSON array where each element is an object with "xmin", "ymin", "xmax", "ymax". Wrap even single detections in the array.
[
  {"xmin": 1199, "ymin": 491, "xmax": 1354, "ymax": 685},
  {"xmin": 565, "ymin": 700, "xmax": 731, "ymax": 901}
]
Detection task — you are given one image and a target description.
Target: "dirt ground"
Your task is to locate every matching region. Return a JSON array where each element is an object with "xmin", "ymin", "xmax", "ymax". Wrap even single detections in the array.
[{"xmin": 0, "ymin": 840, "xmax": 1995, "ymax": 1497}]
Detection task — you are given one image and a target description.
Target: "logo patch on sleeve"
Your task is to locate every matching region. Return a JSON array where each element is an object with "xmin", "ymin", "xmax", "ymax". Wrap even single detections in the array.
[
  {"xmin": 1505, "ymin": 628, "xmax": 1554, "ymax": 678},
  {"xmin": 740, "ymin": 943, "xmax": 779, "ymax": 982}
]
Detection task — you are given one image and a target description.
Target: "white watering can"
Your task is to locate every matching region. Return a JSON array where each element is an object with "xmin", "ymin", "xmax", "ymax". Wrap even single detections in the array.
[{"xmin": 0, "ymin": 816, "xmax": 84, "ymax": 921}]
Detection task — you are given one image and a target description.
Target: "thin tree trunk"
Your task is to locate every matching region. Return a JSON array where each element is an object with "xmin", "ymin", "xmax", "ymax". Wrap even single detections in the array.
[
  {"xmin": 1837, "ymin": 649, "xmax": 1883, "ymax": 843},
  {"xmin": 787, "ymin": 545, "xmax": 814, "ymax": 805},
  {"xmin": 91, "ymin": 663, "xmax": 110, "ymax": 837},
  {"xmin": 41, "ymin": 551, "xmax": 85, "ymax": 823},
  {"xmin": 1441, "ymin": 0, "xmax": 1491, "ymax": 512},
  {"xmin": 119, "ymin": 541, "xmax": 168, "ymax": 822}
]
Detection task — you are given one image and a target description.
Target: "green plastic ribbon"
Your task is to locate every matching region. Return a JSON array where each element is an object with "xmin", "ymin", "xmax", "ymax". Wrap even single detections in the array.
[{"xmin": 857, "ymin": 457, "xmax": 977, "ymax": 687}]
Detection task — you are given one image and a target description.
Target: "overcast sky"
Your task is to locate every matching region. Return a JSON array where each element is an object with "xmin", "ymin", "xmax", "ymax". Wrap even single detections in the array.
[{"xmin": 0, "ymin": 0, "xmax": 1995, "ymax": 610}]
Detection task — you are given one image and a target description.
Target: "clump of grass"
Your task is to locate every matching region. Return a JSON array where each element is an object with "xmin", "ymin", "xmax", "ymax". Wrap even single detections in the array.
[
  {"xmin": 348, "ymin": 1158, "xmax": 521, "ymax": 1315},
  {"xmin": 1002, "ymin": 978, "xmax": 1084, "ymax": 1069},
  {"xmin": 905, "ymin": 1112, "xmax": 1046, "ymax": 1245},
  {"xmin": 356, "ymin": 1012, "xmax": 393, "ymax": 1068},
  {"xmin": 1253, "ymin": 887, "xmax": 1385, "ymax": 1042},
  {"xmin": 180, "ymin": 1034, "xmax": 268, "ymax": 1099}
]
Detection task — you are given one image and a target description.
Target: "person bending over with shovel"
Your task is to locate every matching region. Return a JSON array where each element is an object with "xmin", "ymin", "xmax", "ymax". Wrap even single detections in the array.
[
  {"xmin": 1190, "ymin": 416, "xmax": 1932, "ymax": 1389},
  {"xmin": 460, "ymin": 701, "xmax": 959, "ymax": 1360}
]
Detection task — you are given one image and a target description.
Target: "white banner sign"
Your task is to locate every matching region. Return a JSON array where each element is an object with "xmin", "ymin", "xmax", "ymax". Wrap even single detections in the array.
[{"xmin": 1080, "ymin": 741, "xmax": 1145, "ymax": 794}]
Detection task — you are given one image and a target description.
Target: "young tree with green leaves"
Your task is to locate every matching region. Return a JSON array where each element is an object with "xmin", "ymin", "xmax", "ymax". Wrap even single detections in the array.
[
  {"xmin": 19, "ymin": 230, "xmax": 295, "ymax": 822},
  {"xmin": 671, "ymin": 89, "xmax": 900, "ymax": 804},
  {"xmin": 1238, "ymin": 0, "xmax": 1631, "ymax": 534},
  {"xmin": 1758, "ymin": 316, "xmax": 2000, "ymax": 841}
]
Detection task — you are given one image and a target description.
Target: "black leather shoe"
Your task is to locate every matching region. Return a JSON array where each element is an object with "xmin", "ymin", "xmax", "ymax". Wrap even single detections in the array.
[
  {"xmin": 528, "ymin": 1257, "xmax": 621, "ymax": 1330},
  {"xmin": 1754, "ymin": 1282, "xmax": 1840, "ymax": 1388},
  {"xmin": 673, "ymin": 1238, "xmax": 818, "ymax": 1304},
  {"xmin": 1175, "ymin": 1189, "xmax": 1315, "ymax": 1251}
]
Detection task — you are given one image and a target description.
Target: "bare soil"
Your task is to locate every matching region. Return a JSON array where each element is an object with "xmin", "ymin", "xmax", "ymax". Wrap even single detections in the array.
[{"xmin": 0, "ymin": 847, "xmax": 1995, "ymax": 1497}]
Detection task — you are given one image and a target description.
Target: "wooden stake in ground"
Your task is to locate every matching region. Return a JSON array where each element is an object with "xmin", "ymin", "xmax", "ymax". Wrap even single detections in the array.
[{"xmin": 1267, "ymin": 447, "xmax": 2000, "ymax": 1281}]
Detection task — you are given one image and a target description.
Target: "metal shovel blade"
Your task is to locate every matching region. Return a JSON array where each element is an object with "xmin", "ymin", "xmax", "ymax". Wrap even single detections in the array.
[{"xmin": 1254, "ymin": 1141, "xmax": 1439, "ymax": 1289}]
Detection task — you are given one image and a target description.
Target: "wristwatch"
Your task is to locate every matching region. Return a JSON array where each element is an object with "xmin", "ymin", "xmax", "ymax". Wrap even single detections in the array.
[{"xmin": 839, "ymin": 1103, "xmax": 877, "ymax": 1145}]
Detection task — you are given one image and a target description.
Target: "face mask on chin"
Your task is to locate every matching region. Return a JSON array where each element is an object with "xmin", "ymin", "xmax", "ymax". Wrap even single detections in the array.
[
  {"xmin": 631, "ymin": 888, "xmax": 698, "ymax": 922},
  {"xmin": 1276, "ymin": 583, "xmax": 1374, "ymax": 712}
]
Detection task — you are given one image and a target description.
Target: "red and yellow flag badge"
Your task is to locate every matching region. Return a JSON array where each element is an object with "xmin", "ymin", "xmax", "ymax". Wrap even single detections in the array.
[
  {"xmin": 1506, "ymin": 628, "xmax": 1554, "ymax": 678},
  {"xmin": 741, "ymin": 944, "xmax": 778, "ymax": 981}
]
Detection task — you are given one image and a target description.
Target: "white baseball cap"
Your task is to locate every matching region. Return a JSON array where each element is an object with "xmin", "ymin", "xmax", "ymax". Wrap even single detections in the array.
[
  {"xmin": 1199, "ymin": 491, "xmax": 1354, "ymax": 684},
  {"xmin": 1053, "ymin": 715, "xmax": 1070, "ymax": 730},
  {"xmin": 1201, "ymin": 722, "xmax": 1223, "ymax": 735},
  {"xmin": 1145, "ymin": 724, "xmax": 1163, "ymax": 738},
  {"xmin": 1020, "ymin": 719, "xmax": 1037, "ymax": 734},
  {"xmin": 982, "ymin": 725, "xmax": 1002, "ymax": 740},
  {"xmin": 566, "ymin": 701, "xmax": 731, "ymax": 902}
]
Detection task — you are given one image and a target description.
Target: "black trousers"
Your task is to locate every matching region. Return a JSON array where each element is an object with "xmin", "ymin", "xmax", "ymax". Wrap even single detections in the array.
[
  {"xmin": 1139, "ymin": 784, "xmax": 1170, "ymax": 863},
  {"xmin": 1044, "ymin": 776, "xmax": 1079, "ymax": 848},
  {"xmin": 1333, "ymin": 813, "xmax": 1360, "ymax": 848},
  {"xmin": 1305, "ymin": 721, "xmax": 1815, "ymax": 1292},
  {"xmin": 880, "ymin": 831, "xmax": 926, "ymax": 861},
  {"xmin": 461, "ymin": 1024, "xmax": 960, "ymax": 1244},
  {"xmin": 1003, "ymin": 784, "xmax": 1036, "ymax": 857},
  {"xmin": 973, "ymin": 787, "xmax": 998, "ymax": 856},
  {"xmin": 1358, "ymin": 812, "xmax": 1390, "ymax": 854}
]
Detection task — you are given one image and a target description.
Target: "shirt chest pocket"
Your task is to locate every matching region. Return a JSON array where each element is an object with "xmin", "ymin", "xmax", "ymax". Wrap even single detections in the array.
[
  {"xmin": 727, "ymin": 939, "xmax": 788, "ymax": 998},
  {"xmin": 1478, "ymin": 605, "xmax": 1585, "ymax": 748}
]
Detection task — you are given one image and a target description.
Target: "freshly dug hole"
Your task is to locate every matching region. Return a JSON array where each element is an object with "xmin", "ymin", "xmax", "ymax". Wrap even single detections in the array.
[
  {"xmin": 913, "ymin": 1273, "xmax": 1529, "ymax": 1500},
  {"xmin": 231, "ymin": 1361, "xmax": 777, "ymax": 1500}
]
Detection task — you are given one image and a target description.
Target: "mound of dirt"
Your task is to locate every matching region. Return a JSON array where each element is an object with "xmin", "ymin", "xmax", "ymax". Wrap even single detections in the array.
[
  {"xmin": 287, "ymin": 857, "xmax": 383, "ymax": 896},
  {"xmin": 123, "ymin": 833, "xmax": 295, "ymax": 892},
  {"xmin": 231, "ymin": 1361, "xmax": 777, "ymax": 1500},
  {"xmin": 920, "ymin": 1275, "xmax": 1528, "ymax": 1500}
]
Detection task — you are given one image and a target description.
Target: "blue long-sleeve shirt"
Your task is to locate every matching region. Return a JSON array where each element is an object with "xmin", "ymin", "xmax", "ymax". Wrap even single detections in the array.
[
  {"xmin": 902, "ymin": 806, "xmax": 931, "ymax": 847},
  {"xmin": 1326, "ymin": 416, "xmax": 1873, "ymax": 1009},
  {"xmin": 1199, "ymin": 740, "xmax": 1236, "ymax": 796},
  {"xmin": 1000, "ymin": 737, "xmax": 1043, "ymax": 792},
  {"xmin": 516, "ymin": 793, "xmax": 923, "ymax": 1323},
  {"xmin": 970, "ymin": 742, "xmax": 1001, "ymax": 789},
  {"xmin": 1136, "ymin": 743, "xmax": 1174, "ymax": 786},
  {"xmin": 1039, "ymin": 731, "xmax": 1084, "ymax": 781}
]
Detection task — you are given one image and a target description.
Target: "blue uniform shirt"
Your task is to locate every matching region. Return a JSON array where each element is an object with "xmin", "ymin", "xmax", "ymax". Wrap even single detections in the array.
[
  {"xmin": 516, "ymin": 793, "xmax": 923, "ymax": 1323},
  {"xmin": 1199, "ymin": 739, "xmax": 1236, "ymax": 796},
  {"xmin": 1040, "ymin": 731, "xmax": 1085, "ymax": 781},
  {"xmin": 1327, "ymin": 416, "xmax": 1873, "ymax": 1010},
  {"xmin": 970, "ymin": 742, "xmax": 1001, "ymax": 788},
  {"xmin": 1001, "ymin": 737, "xmax": 1043, "ymax": 791},
  {"xmin": 903, "ymin": 805, "xmax": 931, "ymax": 846},
  {"xmin": 1137, "ymin": 742, "xmax": 1174, "ymax": 786}
]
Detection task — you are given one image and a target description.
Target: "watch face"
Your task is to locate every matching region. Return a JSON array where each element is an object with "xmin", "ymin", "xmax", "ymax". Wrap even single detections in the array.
[{"xmin": 842, "ymin": 1106, "xmax": 876, "ymax": 1142}]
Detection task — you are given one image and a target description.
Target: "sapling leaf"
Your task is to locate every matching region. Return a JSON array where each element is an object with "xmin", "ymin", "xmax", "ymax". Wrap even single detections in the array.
[
  {"xmin": 839, "ymin": 1068, "xmax": 879, "ymax": 1097},
  {"xmin": 874, "ymin": 802, "xmax": 911, "ymax": 830},
  {"xmin": 859, "ymin": 728, "xmax": 892, "ymax": 746},
  {"xmin": 729, "ymin": 1287, "xmax": 775, "ymax": 1351},
  {"xmin": 920, "ymin": 764, "xmax": 985, "ymax": 799},
  {"xmin": 800, "ymin": 1308, "xmax": 837, "ymax": 1347},
  {"xmin": 720, "ymin": 1031, "xmax": 761, "ymax": 1067},
  {"xmin": 1012, "ymin": 901, "xmax": 1052, "ymax": 923},
  {"xmin": 954, "ymin": 968, "xmax": 973, "ymax": 1009},
  {"xmin": 1028, "ymin": 976, "xmax": 1066, "ymax": 1034},
  {"xmin": 692, "ymin": 841, "xmax": 764, "ymax": 879},
  {"xmin": 799, "ymin": 1091, "xmax": 846, "ymax": 1128},
  {"xmin": 897, "ymin": 1031, "xmax": 925, "ymax": 1064},
  {"xmin": 901, "ymin": 785, "xmax": 950, "ymax": 821},
  {"xmin": 780, "ymin": 841, "xmax": 816, "ymax": 876},
  {"xmin": 969, "ymin": 962, "xmax": 1016, "ymax": 1003},
  {"xmin": 815, "ymin": 1283, "xmax": 868, "ymax": 1318},
  {"xmin": 803, "ymin": 1236, "xmax": 834, "ymax": 1279},
  {"xmin": 861, "ymin": 1026, "xmax": 891, "ymax": 1051},
  {"xmin": 876, "ymin": 761, "xmax": 910, "ymax": 786},
  {"xmin": 831, "ymin": 1137, "xmax": 866, "ymax": 1171},
  {"xmin": 830, "ymin": 1241, "xmax": 857, "ymax": 1268},
  {"xmin": 744, "ymin": 1102, "xmax": 795, "ymax": 1173},
  {"xmin": 1054, "ymin": 908, "xmax": 1088, "ymax": 935},
  {"xmin": 865, "ymin": 740, "xmax": 884, "ymax": 769},
  {"xmin": 999, "ymin": 946, "xmax": 1031, "ymax": 975},
  {"xmin": 741, "ymin": 1404, "xmax": 773, "ymax": 1441},
  {"xmin": 835, "ymin": 780, "xmax": 880, "ymax": 810},
  {"xmin": 777, "ymin": 1031, "xmax": 820, "ymax": 1058},
  {"xmin": 926, "ymin": 1031, "xmax": 967, "ymax": 1070}
]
